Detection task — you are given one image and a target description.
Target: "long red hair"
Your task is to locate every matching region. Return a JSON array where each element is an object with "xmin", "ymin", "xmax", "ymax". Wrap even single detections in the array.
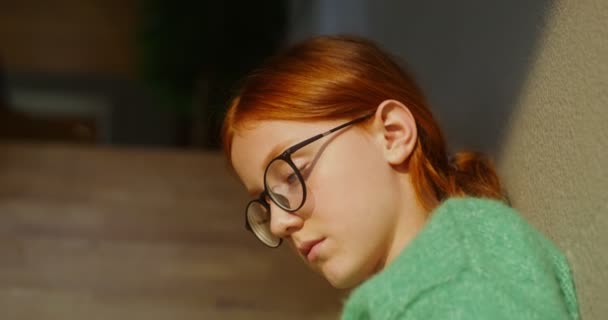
[{"xmin": 222, "ymin": 35, "xmax": 507, "ymax": 211}]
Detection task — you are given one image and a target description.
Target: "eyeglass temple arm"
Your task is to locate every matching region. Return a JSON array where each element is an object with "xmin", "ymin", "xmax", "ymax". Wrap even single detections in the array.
[{"xmin": 285, "ymin": 113, "xmax": 374, "ymax": 155}]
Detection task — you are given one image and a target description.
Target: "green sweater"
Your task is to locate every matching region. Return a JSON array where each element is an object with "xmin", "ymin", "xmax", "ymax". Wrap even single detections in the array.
[{"xmin": 341, "ymin": 197, "xmax": 580, "ymax": 320}]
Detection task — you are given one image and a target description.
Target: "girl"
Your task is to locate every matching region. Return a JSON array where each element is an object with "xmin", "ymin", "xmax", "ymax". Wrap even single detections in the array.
[{"xmin": 221, "ymin": 35, "xmax": 580, "ymax": 319}]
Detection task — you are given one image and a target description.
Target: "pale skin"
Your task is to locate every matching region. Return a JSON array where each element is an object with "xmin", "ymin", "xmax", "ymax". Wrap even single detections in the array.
[{"xmin": 231, "ymin": 100, "xmax": 430, "ymax": 289}]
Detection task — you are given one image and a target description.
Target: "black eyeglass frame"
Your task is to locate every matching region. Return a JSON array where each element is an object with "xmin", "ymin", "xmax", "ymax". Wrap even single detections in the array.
[{"xmin": 244, "ymin": 112, "xmax": 375, "ymax": 247}]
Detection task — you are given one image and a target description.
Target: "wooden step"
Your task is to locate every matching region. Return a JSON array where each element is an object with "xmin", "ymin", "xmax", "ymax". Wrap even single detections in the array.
[{"xmin": 0, "ymin": 142, "xmax": 345, "ymax": 320}]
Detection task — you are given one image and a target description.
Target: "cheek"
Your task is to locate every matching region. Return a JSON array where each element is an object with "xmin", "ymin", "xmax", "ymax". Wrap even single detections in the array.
[
  {"xmin": 309, "ymin": 139, "xmax": 398, "ymax": 251},
  {"xmin": 314, "ymin": 141, "xmax": 395, "ymax": 219}
]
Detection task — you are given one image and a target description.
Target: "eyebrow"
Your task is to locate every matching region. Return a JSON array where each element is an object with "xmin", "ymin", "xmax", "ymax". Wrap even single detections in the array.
[
  {"xmin": 261, "ymin": 139, "xmax": 296, "ymax": 171},
  {"xmin": 245, "ymin": 138, "xmax": 297, "ymax": 197}
]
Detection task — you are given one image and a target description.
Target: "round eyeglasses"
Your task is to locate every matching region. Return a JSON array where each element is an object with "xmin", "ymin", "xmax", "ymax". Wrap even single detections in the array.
[{"xmin": 244, "ymin": 113, "xmax": 374, "ymax": 248}]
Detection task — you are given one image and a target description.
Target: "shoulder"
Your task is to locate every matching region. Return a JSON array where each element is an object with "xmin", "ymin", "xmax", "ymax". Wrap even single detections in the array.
[
  {"xmin": 364, "ymin": 270, "xmax": 574, "ymax": 320},
  {"xmin": 439, "ymin": 197, "xmax": 570, "ymax": 283},
  {"xmin": 341, "ymin": 197, "xmax": 579, "ymax": 320}
]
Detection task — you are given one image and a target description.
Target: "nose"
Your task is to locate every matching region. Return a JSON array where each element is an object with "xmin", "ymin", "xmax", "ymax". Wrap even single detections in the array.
[{"xmin": 269, "ymin": 202, "xmax": 304, "ymax": 238}]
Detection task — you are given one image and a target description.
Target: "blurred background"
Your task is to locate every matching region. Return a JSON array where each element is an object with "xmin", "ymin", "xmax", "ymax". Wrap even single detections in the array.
[{"xmin": 0, "ymin": 0, "xmax": 606, "ymax": 319}]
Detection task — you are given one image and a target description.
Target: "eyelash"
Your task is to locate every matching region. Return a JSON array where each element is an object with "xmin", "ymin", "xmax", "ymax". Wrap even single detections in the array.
[
  {"xmin": 286, "ymin": 172, "xmax": 298, "ymax": 184},
  {"xmin": 297, "ymin": 163, "xmax": 311, "ymax": 178},
  {"xmin": 282, "ymin": 163, "xmax": 308, "ymax": 185}
]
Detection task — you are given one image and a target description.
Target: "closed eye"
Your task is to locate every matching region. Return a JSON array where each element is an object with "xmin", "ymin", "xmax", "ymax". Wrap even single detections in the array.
[
  {"xmin": 286, "ymin": 172, "xmax": 298, "ymax": 185},
  {"xmin": 298, "ymin": 164, "xmax": 312, "ymax": 179}
]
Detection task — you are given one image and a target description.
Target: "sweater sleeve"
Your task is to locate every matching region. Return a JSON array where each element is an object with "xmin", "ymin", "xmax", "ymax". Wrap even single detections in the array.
[{"xmin": 396, "ymin": 275, "xmax": 574, "ymax": 320}]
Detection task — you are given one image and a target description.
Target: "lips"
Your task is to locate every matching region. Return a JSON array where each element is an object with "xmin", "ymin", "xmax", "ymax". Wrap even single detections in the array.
[{"xmin": 298, "ymin": 238, "xmax": 325, "ymax": 262}]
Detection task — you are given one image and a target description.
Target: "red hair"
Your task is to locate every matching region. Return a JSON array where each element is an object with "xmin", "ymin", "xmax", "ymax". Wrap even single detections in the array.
[{"xmin": 222, "ymin": 35, "xmax": 507, "ymax": 211}]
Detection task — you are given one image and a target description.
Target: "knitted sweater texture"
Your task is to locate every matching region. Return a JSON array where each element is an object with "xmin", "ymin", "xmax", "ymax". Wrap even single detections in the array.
[{"xmin": 341, "ymin": 197, "xmax": 580, "ymax": 320}]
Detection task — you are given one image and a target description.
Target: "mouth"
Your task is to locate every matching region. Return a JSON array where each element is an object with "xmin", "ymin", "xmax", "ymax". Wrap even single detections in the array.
[{"xmin": 298, "ymin": 238, "xmax": 326, "ymax": 262}]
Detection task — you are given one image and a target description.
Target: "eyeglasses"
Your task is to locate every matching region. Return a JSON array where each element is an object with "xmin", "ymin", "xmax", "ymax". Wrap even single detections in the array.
[{"xmin": 245, "ymin": 113, "xmax": 374, "ymax": 247}]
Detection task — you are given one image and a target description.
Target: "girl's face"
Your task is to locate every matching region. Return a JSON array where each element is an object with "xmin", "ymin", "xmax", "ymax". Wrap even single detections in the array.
[{"xmin": 230, "ymin": 108, "xmax": 427, "ymax": 288}]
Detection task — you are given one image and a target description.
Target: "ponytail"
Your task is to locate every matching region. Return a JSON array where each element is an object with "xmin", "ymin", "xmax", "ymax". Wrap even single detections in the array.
[
  {"xmin": 410, "ymin": 145, "xmax": 509, "ymax": 212},
  {"xmin": 447, "ymin": 151, "xmax": 508, "ymax": 204}
]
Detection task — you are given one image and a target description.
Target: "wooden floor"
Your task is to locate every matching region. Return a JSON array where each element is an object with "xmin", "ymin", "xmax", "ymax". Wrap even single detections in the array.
[{"xmin": 0, "ymin": 142, "xmax": 345, "ymax": 320}]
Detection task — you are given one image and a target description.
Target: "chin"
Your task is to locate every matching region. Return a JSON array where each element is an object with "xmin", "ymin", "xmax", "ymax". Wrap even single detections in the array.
[
  {"xmin": 321, "ymin": 259, "xmax": 368, "ymax": 289},
  {"xmin": 328, "ymin": 278, "xmax": 359, "ymax": 289}
]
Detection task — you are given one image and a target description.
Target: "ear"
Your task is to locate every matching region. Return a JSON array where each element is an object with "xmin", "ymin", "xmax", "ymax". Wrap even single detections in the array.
[{"xmin": 373, "ymin": 99, "xmax": 418, "ymax": 166}]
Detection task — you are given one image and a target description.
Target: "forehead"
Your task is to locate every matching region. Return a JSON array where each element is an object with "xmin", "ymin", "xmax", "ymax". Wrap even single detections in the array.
[{"xmin": 231, "ymin": 119, "xmax": 336, "ymax": 194}]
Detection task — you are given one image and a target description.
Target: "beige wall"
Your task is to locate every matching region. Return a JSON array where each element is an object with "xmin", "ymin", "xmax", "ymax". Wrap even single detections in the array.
[{"xmin": 498, "ymin": 0, "xmax": 608, "ymax": 319}]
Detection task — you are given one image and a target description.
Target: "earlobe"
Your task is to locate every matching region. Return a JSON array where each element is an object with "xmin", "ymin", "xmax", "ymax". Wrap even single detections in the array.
[{"xmin": 374, "ymin": 100, "xmax": 418, "ymax": 165}]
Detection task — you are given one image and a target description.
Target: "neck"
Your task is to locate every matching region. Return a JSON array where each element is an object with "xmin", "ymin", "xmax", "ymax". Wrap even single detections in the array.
[{"xmin": 383, "ymin": 178, "xmax": 430, "ymax": 268}]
